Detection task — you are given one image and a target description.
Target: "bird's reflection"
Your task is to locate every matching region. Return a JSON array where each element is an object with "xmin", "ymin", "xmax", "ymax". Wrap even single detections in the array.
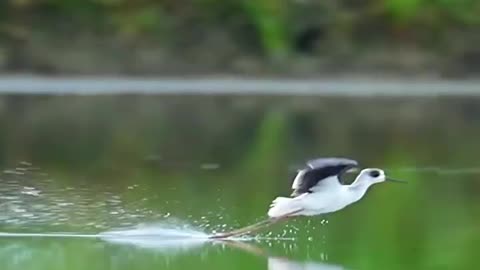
[
  {"xmin": 268, "ymin": 257, "xmax": 345, "ymax": 270},
  {"xmin": 100, "ymin": 232, "xmax": 348, "ymax": 269},
  {"xmin": 0, "ymin": 235, "xmax": 348, "ymax": 270},
  {"xmin": 221, "ymin": 240, "xmax": 347, "ymax": 270}
]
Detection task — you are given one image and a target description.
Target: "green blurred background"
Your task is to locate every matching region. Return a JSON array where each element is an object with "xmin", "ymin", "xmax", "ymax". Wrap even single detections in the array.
[{"xmin": 0, "ymin": 0, "xmax": 479, "ymax": 77}]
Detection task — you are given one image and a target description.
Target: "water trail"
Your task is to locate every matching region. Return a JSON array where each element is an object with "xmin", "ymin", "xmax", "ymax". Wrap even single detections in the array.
[
  {"xmin": 0, "ymin": 232, "xmax": 98, "ymax": 238},
  {"xmin": 0, "ymin": 162, "xmax": 297, "ymax": 243},
  {"xmin": 99, "ymin": 227, "xmax": 209, "ymax": 252},
  {"xmin": 99, "ymin": 223, "xmax": 209, "ymax": 239},
  {"xmin": 0, "ymin": 223, "xmax": 295, "ymax": 243},
  {"xmin": 0, "ymin": 223, "xmax": 209, "ymax": 240},
  {"xmin": 0, "ymin": 226, "xmax": 212, "ymax": 257}
]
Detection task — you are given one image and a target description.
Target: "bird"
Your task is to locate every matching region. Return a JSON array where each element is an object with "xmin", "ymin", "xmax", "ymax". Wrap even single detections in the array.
[
  {"xmin": 267, "ymin": 157, "xmax": 405, "ymax": 218},
  {"xmin": 210, "ymin": 157, "xmax": 405, "ymax": 239}
]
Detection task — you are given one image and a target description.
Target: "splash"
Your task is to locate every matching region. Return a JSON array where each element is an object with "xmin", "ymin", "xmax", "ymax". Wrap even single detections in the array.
[
  {"xmin": 0, "ymin": 162, "xmax": 301, "ymax": 244},
  {"xmin": 100, "ymin": 223, "xmax": 208, "ymax": 239},
  {"xmin": 0, "ymin": 163, "xmax": 174, "ymax": 230},
  {"xmin": 97, "ymin": 223, "xmax": 211, "ymax": 252}
]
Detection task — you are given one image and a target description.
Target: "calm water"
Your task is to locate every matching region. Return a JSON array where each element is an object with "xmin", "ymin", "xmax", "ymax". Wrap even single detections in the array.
[{"xmin": 0, "ymin": 94, "xmax": 479, "ymax": 270}]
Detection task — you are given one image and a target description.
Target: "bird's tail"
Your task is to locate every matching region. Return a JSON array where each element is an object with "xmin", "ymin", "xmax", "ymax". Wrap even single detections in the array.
[{"xmin": 267, "ymin": 197, "xmax": 303, "ymax": 218}]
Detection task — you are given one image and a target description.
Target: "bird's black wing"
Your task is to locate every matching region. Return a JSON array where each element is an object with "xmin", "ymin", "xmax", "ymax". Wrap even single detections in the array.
[{"xmin": 291, "ymin": 157, "xmax": 359, "ymax": 197}]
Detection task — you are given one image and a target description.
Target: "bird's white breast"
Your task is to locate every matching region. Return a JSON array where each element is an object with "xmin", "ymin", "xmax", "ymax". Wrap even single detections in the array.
[{"xmin": 298, "ymin": 185, "xmax": 359, "ymax": 215}]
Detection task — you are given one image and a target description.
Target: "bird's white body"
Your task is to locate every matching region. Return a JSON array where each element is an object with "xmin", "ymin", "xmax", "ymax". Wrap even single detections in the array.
[
  {"xmin": 268, "ymin": 169, "xmax": 385, "ymax": 218},
  {"xmin": 210, "ymin": 158, "xmax": 404, "ymax": 239}
]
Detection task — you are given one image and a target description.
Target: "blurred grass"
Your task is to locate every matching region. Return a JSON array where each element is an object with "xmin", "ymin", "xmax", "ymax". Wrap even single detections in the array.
[
  {"xmin": 242, "ymin": 0, "xmax": 289, "ymax": 58},
  {"xmin": 385, "ymin": 0, "xmax": 480, "ymax": 26},
  {"xmin": 1, "ymin": 0, "xmax": 479, "ymax": 59}
]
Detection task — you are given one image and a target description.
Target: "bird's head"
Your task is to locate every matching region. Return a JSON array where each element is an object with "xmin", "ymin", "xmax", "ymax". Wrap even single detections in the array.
[{"xmin": 356, "ymin": 168, "xmax": 406, "ymax": 184}]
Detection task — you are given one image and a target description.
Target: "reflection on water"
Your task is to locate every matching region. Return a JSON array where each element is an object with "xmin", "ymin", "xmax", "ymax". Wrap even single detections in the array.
[
  {"xmin": 0, "ymin": 233, "xmax": 347, "ymax": 270},
  {"xmin": 268, "ymin": 258, "xmax": 345, "ymax": 270},
  {"xmin": 0, "ymin": 163, "xmax": 173, "ymax": 231},
  {"xmin": 221, "ymin": 241, "xmax": 348, "ymax": 270}
]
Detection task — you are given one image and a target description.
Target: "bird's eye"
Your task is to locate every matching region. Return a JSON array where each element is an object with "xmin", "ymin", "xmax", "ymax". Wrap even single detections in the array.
[{"xmin": 369, "ymin": 170, "xmax": 380, "ymax": 178}]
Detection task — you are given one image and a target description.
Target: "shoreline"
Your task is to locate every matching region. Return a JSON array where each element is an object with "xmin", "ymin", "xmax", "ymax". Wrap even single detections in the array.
[{"xmin": 0, "ymin": 74, "xmax": 478, "ymax": 96}]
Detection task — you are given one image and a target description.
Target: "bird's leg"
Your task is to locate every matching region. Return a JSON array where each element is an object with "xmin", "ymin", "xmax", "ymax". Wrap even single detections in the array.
[
  {"xmin": 209, "ymin": 218, "xmax": 273, "ymax": 239},
  {"xmin": 209, "ymin": 209, "xmax": 301, "ymax": 239}
]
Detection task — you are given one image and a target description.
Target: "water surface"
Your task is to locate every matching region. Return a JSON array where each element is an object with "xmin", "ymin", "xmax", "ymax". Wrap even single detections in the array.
[{"xmin": 0, "ymin": 94, "xmax": 479, "ymax": 269}]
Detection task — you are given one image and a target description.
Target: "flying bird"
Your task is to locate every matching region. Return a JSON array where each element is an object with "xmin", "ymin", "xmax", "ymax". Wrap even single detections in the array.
[{"xmin": 210, "ymin": 157, "xmax": 405, "ymax": 239}]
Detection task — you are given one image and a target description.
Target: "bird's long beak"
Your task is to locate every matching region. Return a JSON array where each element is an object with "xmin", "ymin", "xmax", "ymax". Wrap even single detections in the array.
[{"xmin": 386, "ymin": 177, "xmax": 407, "ymax": 183}]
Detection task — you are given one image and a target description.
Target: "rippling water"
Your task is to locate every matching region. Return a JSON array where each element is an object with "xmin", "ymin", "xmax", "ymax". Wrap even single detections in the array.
[{"xmin": 0, "ymin": 164, "xmax": 161, "ymax": 231}]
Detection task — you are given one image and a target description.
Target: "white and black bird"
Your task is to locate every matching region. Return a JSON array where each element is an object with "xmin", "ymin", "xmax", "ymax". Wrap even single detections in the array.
[
  {"xmin": 267, "ymin": 157, "xmax": 404, "ymax": 218},
  {"xmin": 211, "ymin": 157, "xmax": 405, "ymax": 239}
]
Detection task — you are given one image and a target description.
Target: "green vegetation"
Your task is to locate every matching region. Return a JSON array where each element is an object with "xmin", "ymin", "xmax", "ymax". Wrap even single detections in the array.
[
  {"xmin": 385, "ymin": 0, "xmax": 480, "ymax": 26},
  {"xmin": 1, "ymin": 0, "xmax": 478, "ymax": 60}
]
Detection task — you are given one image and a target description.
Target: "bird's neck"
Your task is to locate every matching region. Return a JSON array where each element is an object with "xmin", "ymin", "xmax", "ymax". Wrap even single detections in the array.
[{"xmin": 347, "ymin": 180, "xmax": 375, "ymax": 201}]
